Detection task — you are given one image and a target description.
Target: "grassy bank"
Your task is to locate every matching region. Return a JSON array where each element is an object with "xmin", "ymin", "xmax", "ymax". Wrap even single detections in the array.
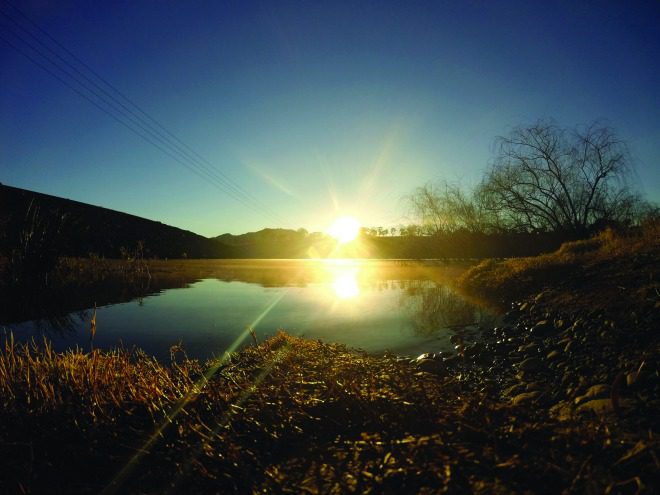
[{"xmin": 458, "ymin": 224, "xmax": 660, "ymax": 317}]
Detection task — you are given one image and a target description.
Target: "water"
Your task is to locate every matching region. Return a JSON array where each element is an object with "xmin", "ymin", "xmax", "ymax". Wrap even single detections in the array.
[{"xmin": 4, "ymin": 260, "xmax": 499, "ymax": 361}]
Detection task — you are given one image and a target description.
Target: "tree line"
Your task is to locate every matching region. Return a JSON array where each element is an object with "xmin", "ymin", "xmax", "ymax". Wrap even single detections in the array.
[{"xmin": 403, "ymin": 120, "xmax": 657, "ymax": 237}]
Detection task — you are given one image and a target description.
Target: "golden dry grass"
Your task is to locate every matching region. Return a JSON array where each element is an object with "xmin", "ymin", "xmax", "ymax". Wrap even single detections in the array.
[
  {"xmin": 0, "ymin": 331, "xmax": 656, "ymax": 494},
  {"xmin": 457, "ymin": 223, "xmax": 660, "ymax": 309}
]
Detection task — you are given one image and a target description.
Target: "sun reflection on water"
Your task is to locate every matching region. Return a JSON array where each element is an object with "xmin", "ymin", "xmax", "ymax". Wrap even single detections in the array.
[
  {"xmin": 321, "ymin": 260, "xmax": 361, "ymax": 300},
  {"xmin": 332, "ymin": 269, "xmax": 360, "ymax": 299}
]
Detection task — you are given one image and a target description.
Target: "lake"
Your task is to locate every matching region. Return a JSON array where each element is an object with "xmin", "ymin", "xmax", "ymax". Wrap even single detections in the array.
[{"xmin": 3, "ymin": 259, "xmax": 499, "ymax": 361}]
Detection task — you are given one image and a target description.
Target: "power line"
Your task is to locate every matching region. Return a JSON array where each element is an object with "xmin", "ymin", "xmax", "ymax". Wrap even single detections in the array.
[
  {"xmin": 0, "ymin": 4, "xmax": 291, "ymax": 227},
  {"xmin": 0, "ymin": 33, "xmax": 254, "ymax": 211},
  {"xmin": 0, "ymin": 9, "xmax": 287, "ymax": 227},
  {"xmin": 6, "ymin": 3, "xmax": 267, "ymax": 214}
]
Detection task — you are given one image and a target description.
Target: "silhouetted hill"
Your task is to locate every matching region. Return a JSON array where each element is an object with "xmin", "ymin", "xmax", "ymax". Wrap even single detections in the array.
[
  {"xmin": 0, "ymin": 184, "xmax": 233, "ymax": 259},
  {"xmin": 0, "ymin": 184, "xmax": 572, "ymax": 261},
  {"xmin": 213, "ymin": 228, "xmax": 336, "ymax": 258}
]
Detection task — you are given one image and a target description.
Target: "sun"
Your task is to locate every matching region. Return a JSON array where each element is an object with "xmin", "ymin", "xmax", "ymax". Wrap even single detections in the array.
[{"xmin": 327, "ymin": 216, "xmax": 361, "ymax": 244}]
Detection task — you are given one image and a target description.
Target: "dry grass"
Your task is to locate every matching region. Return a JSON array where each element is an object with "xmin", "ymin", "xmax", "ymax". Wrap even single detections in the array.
[
  {"xmin": 0, "ymin": 335, "xmax": 202, "ymax": 417},
  {"xmin": 0, "ymin": 331, "xmax": 656, "ymax": 494},
  {"xmin": 457, "ymin": 223, "xmax": 660, "ymax": 310}
]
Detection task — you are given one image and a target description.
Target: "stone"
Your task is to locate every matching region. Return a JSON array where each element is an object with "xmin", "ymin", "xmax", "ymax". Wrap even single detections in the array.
[
  {"xmin": 626, "ymin": 371, "xmax": 639, "ymax": 386},
  {"xmin": 511, "ymin": 391, "xmax": 540, "ymax": 406},
  {"xmin": 503, "ymin": 383, "xmax": 526, "ymax": 397},
  {"xmin": 463, "ymin": 343, "xmax": 483, "ymax": 357},
  {"xmin": 417, "ymin": 359, "xmax": 444, "ymax": 375},
  {"xmin": 530, "ymin": 320, "xmax": 553, "ymax": 336},
  {"xmin": 546, "ymin": 350, "xmax": 559, "ymax": 360},
  {"xmin": 519, "ymin": 357, "xmax": 543, "ymax": 372},
  {"xmin": 574, "ymin": 384, "xmax": 610, "ymax": 405},
  {"xmin": 549, "ymin": 401, "xmax": 574, "ymax": 421},
  {"xmin": 584, "ymin": 383, "xmax": 610, "ymax": 399},
  {"xmin": 576, "ymin": 399, "xmax": 614, "ymax": 416},
  {"xmin": 443, "ymin": 355, "xmax": 460, "ymax": 366},
  {"xmin": 415, "ymin": 353, "xmax": 437, "ymax": 363},
  {"xmin": 518, "ymin": 342, "xmax": 537, "ymax": 353}
]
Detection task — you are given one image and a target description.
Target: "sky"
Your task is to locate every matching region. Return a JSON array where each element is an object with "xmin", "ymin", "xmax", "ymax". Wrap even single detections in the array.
[{"xmin": 1, "ymin": 0, "xmax": 659, "ymax": 237}]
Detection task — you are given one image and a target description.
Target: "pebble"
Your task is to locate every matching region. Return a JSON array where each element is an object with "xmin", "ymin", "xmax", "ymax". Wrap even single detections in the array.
[
  {"xmin": 530, "ymin": 320, "xmax": 553, "ymax": 336},
  {"xmin": 417, "ymin": 359, "xmax": 444, "ymax": 375},
  {"xmin": 576, "ymin": 398, "xmax": 614, "ymax": 416},
  {"xmin": 519, "ymin": 357, "xmax": 543, "ymax": 372},
  {"xmin": 511, "ymin": 391, "xmax": 540, "ymax": 406},
  {"xmin": 574, "ymin": 384, "xmax": 610, "ymax": 405}
]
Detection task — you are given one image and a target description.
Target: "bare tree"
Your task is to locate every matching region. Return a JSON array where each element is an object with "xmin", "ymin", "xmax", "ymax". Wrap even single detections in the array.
[
  {"xmin": 407, "ymin": 181, "xmax": 494, "ymax": 234},
  {"xmin": 480, "ymin": 120, "xmax": 636, "ymax": 234}
]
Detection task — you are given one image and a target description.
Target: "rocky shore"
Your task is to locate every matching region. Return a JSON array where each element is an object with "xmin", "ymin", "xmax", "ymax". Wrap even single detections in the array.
[{"xmin": 412, "ymin": 292, "xmax": 658, "ymax": 426}]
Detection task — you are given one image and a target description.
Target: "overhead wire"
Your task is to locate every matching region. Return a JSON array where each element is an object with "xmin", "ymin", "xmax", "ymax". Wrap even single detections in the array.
[
  {"xmin": 0, "ymin": 4, "xmax": 290, "ymax": 227},
  {"xmin": 6, "ymin": 4, "xmax": 267, "ymax": 215}
]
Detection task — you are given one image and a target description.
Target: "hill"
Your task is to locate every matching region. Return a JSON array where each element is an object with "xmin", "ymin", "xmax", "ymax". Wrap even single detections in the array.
[
  {"xmin": 213, "ymin": 228, "xmax": 336, "ymax": 258},
  {"xmin": 0, "ymin": 184, "xmax": 232, "ymax": 259}
]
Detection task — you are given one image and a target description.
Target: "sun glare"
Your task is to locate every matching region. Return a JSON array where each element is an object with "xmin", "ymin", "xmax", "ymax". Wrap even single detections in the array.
[{"xmin": 328, "ymin": 216, "xmax": 361, "ymax": 244}]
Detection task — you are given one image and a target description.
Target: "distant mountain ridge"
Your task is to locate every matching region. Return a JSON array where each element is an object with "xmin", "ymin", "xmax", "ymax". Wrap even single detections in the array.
[
  {"xmin": 0, "ymin": 184, "xmax": 232, "ymax": 259},
  {"xmin": 213, "ymin": 228, "xmax": 337, "ymax": 258},
  {"xmin": 0, "ymin": 184, "xmax": 336, "ymax": 259}
]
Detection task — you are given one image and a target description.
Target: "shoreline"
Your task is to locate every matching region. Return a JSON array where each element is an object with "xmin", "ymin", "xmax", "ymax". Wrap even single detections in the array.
[{"xmin": 1, "ymin": 227, "xmax": 657, "ymax": 493}]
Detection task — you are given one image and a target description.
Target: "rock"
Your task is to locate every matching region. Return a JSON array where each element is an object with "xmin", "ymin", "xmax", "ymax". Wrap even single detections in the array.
[
  {"xmin": 585, "ymin": 383, "xmax": 610, "ymax": 398},
  {"xmin": 530, "ymin": 320, "xmax": 553, "ymax": 336},
  {"xmin": 518, "ymin": 342, "xmax": 537, "ymax": 353},
  {"xmin": 568, "ymin": 319, "xmax": 583, "ymax": 333},
  {"xmin": 503, "ymin": 311, "xmax": 518, "ymax": 323},
  {"xmin": 626, "ymin": 371, "xmax": 639, "ymax": 386},
  {"xmin": 463, "ymin": 343, "xmax": 483, "ymax": 357},
  {"xmin": 443, "ymin": 355, "xmax": 460, "ymax": 366},
  {"xmin": 519, "ymin": 357, "xmax": 543, "ymax": 372},
  {"xmin": 417, "ymin": 359, "xmax": 444, "ymax": 374},
  {"xmin": 626, "ymin": 360, "xmax": 652, "ymax": 387},
  {"xmin": 546, "ymin": 350, "xmax": 559, "ymax": 360},
  {"xmin": 576, "ymin": 398, "xmax": 614, "ymax": 416},
  {"xmin": 512, "ymin": 391, "xmax": 540, "ymax": 406},
  {"xmin": 549, "ymin": 401, "xmax": 574, "ymax": 421},
  {"xmin": 574, "ymin": 383, "xmax": 610, "ymax": 405},
  {"xmin": 503, "ymin": 383, "xmax": 526, "ymax": 397},
  {"xmin": 415, "ymin": 352, "xmax": 437, "ymax": 362}
]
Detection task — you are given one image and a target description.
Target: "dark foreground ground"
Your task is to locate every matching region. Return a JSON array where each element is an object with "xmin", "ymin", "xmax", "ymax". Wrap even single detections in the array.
[{"xmin": 0, "ymin": 228, "xmax": 658, "ymax": 494}]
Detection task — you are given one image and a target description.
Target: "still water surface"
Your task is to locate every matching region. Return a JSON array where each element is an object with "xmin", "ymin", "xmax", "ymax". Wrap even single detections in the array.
[{"xmin": 6, "ymin": 260, "xmax": 499, "ymax": 361}]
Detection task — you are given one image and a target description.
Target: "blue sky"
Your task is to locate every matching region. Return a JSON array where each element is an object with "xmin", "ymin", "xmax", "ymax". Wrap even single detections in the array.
[{"xmin": 2, "ymin": 0, "xmax": 659, "ymax": 236}]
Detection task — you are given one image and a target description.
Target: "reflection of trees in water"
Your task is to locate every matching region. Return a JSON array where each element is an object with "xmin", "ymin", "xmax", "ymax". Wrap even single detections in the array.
[
  {"xmin": 28, "ymin": 309, "xmax": 89, "ymax": 336},
  {"xmin": 399, "ymin": 280, "xmax": 497, "ymax": 336}
]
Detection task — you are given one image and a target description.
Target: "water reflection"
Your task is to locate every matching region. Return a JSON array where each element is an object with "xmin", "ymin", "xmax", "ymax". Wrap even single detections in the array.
[
  {"xmin": 399, "ymin": 280, "xmax": 498, "ymax": 337},
  {"xmin": 332, "ymin": 269, "xmax": 360, "ymax": 299},
  {"xmin": 321, "ymin": 261, "xmax": 361, "ymax": 300},
  {"xmin": 3, "ymin": 259, "xmax": 499, "ymax": 359}
]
